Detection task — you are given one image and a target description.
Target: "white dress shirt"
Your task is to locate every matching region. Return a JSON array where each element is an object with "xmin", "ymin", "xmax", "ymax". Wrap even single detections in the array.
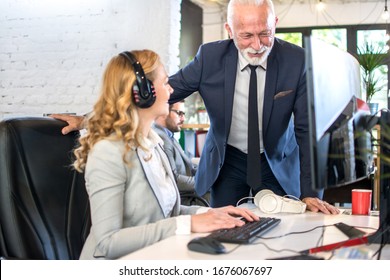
[{"xmin": 227, "ymin": 51, "xmax": 267, "ymax": 154}]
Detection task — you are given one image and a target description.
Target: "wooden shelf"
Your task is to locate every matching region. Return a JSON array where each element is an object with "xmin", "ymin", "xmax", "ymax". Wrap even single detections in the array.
[{"xmin": 181, "ymin": 123, "xmax": 210, "ymax": 130}]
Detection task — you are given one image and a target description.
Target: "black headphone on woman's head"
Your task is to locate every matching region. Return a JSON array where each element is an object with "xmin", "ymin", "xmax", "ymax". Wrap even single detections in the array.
[{"xmin": 119, "ymin": 51, "xmax": 156, "ymax": 108}]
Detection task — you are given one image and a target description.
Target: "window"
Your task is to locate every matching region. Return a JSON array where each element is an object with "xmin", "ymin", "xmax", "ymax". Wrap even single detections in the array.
[
  {"xmin": 276, "ymin": 24, "xmax": 389, "ymax": 109},
  {"xmin": 312, "ymin": 28, "xmax": 347, "ymax": 51},
  {"xmin": 275, "ymin": 32, "xmax": 302, "ymax": 47},
  {"xmin": 358, "ymin": 30, "xmax": 388, "ymax": 50},
  {"xmin": 357, "ymin": 29, "xmax": 389, "ymax": 111},
  {"xmin": 369, "ymin": 65, "xmax": 388, "ymax": 111}
]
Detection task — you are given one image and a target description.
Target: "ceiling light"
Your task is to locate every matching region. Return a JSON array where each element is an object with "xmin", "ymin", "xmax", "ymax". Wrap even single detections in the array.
[
  {"xmin": 316, "ymin": 0, "xmax": 325, "ymax": 12},
  {"xmin": 383, "ymin": 0, "xmax": 390, "ymax": 20}
]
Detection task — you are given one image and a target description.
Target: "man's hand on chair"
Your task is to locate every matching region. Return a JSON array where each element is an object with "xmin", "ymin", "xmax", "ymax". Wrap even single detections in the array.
[{"xmin": 49, "ymin": 114, "xmax": 86, "ymax": 135}]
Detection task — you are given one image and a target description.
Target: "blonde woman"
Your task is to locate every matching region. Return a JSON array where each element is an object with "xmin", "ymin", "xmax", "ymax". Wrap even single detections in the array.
[{"xmin": 75, "ymin": 50, "xmax": 258, "ymax": 260}]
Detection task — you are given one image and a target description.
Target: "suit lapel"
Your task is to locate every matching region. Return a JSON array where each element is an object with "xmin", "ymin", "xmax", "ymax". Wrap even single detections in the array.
[
  {"xmin": 136, "ymin": 144, "xmax": 180, "ymax": 218},
  {"xmin": 263, "ymin": 43, "xmax": 279, "ymax": 136},
  {"xmin": 224, "ymin": 43, "xmax": 239, "ymax": 135},
  {"xmin": 154, "ymin": 124, "xmax": 192, "ymax": 174},
  {"xmin": 172, "ymin": 138, "xmax": 193, "ymax": 173},
  {"xmin": 155, "ymin": 143, "xmax": 181, "ymax": 216}
]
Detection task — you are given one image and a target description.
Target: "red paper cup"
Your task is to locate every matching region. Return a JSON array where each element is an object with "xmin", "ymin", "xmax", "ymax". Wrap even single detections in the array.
[{"xmin": 351, "ymin": 189, "xmax": 372, "ymax": 215}]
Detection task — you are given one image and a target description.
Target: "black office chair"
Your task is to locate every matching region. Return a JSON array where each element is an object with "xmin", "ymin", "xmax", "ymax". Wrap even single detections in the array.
[
  {"xmin": 0, "ymin": 117, "xmax": 90, "ymax": 260},
  {"xmin": 180, "ymin": 191, "xmax": 210, "ymax": 207}
]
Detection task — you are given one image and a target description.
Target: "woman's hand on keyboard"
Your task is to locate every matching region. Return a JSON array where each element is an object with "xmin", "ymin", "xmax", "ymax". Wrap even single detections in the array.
[{"xmin": 191, "ymin": 206, "xmax": 259, "ymax": 233}]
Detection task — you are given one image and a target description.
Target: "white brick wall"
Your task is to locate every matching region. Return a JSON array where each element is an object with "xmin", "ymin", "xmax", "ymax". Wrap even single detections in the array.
[{"xmin": 0, "ymin": 0, "xmax": 182, "ymax": 119}]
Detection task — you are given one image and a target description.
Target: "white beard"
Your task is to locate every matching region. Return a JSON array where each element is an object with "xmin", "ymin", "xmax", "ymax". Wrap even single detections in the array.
[{"xmin": 241, "ymin": 46, "xmax": 271, "ymax": 66}]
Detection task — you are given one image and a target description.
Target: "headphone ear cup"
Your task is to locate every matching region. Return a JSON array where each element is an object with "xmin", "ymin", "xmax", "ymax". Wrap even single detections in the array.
[
  {"xmin": 119, "ymin": 51, "xmax": 156, "ymax": 108},
  {"xmin": 254, "ymin": 189, "xmax": 281, "ymax": 214},
  {"xmin": 132, "ymin": 79, "xmax": 156, "ymax": 108},
  {"xmin": 133, "ymin": 85, "xmax": 140, "ymax": 104}
]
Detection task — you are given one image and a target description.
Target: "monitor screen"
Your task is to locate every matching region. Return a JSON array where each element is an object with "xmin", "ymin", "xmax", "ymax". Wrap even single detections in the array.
[
  {"xmin": 375, "ymin": 110, "xmax": 390, "ymax": 244},
  {"xmin": 306, "ymin": 37, "xmax": 360, "ymax": 142},
  {"xmin": 305, "ymin": 36, "xmax": 373, "ymax": 191},
  {"xmin": 305, "ymin": 36, "xmax": 389, "ymax": 246}
]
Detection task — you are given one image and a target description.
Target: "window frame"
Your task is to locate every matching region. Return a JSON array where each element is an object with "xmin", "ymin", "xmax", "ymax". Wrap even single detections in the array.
[{"xmin": 276, "ymin": 24, "xmax": 390, "ymax": 108}]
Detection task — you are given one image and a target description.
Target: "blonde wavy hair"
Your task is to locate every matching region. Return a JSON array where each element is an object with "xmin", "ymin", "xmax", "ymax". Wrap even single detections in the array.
[{"xmin": 73, "ymin": 49, "xmax": 161, "ymax": 172}]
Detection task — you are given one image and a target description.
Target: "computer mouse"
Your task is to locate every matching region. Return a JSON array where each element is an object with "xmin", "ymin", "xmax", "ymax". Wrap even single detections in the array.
[{"xmin": 187, "ymin": 237, "xmax": 226, "ymax": 255}]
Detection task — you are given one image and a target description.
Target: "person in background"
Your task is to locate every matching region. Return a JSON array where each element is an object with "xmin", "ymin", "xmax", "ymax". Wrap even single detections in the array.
[
  {"xmin": 153, "ymin": 100, "xmax": 210, "ymax": 205},
  {"xmin": 73, "ymin": 49, "xmax": 258, "ymax": 259},
  {"xmin": 51, "ymin": 0, "xmax": 339, "ymax": 214}
]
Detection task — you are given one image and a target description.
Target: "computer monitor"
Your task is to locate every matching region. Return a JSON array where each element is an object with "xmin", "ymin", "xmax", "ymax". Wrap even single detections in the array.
[
  {"xmin": 305, "ymin": 36, "xmax": 389, "ymax": 245},
  {"xmin": 305, "ymin": 36, "xmax": 373, "ymax": 191},
  {"xmin": 370, "ymin": 111, "xmax": 390, "ymax": 245}
]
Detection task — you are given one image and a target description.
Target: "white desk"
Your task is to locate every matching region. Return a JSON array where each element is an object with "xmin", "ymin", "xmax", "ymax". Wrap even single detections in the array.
[{"xmin": 120, "ymin": 204, "xmax": 389, "ymax": 260}]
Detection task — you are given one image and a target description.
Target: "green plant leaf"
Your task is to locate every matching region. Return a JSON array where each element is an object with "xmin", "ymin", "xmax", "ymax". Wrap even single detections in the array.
[{"xmin": 355, "ymin": 42, "xmax": 388, "ymax": 103}]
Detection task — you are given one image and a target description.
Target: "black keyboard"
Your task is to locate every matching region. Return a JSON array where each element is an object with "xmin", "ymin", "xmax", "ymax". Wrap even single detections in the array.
[{"xmin": 206, "ymin": 217, "xmax": 281, "ymax": 244}]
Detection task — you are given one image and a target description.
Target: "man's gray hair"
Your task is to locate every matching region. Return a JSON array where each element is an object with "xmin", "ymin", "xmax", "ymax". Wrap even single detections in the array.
[{"xmin": 227, "ymin": 0, "xmax": 275, "ymax": 26}]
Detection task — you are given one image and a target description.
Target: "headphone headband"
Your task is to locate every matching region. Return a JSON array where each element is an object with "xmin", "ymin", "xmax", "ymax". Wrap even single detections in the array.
[{"xmin": 119, "ymin": 51, "xmax": 156, "ymax": 108}]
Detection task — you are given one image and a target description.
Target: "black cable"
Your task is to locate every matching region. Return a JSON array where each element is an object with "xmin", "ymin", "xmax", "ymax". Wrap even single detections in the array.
[
  {"xmin": 316, "ymin": 224, "xmax": 326, "ymax": 247},
  {"xmin": 257, "ymin": 224, "xmax": 334, "ymax": 239},
  {"xmin": 326, "ymin": 250, "xmax": 336, "ymax": 260},
  {"xmin": 225, "ymin": 244, "xmax": 242, "ymax": 254},
  {"xmin": 370, "ymin": 226, "xmax": 390, "ymax": 259},
  {"xmin": 251, "ymin": 241, "xmax": 302, "ymax": 255}
]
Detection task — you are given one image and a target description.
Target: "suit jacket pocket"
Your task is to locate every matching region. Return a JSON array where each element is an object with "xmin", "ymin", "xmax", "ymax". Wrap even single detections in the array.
[{"xmin": 274, "ymin": 90, "xmax": 293, "ymax": 100}]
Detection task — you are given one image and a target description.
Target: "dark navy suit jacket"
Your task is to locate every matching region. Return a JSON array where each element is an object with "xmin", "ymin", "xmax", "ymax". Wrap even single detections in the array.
[{"xmin": 169, "ymin": 38, "xmax": 319, "ymax": 199}]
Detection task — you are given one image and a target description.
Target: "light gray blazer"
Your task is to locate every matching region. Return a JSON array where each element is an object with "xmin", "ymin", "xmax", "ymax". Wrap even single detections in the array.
[
  {"xmin": 153, "ymin": 124, "xmax": 197, "ymax": 192},
  {"xmin": 79, "ymin": 131, "xmax": 201, "ymax": 260}
]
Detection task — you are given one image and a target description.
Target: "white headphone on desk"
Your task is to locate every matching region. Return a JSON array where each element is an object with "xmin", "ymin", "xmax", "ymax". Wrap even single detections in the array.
[{"xmin": 254, "ymin": 189, "xmax": 307, "ymax": 214}]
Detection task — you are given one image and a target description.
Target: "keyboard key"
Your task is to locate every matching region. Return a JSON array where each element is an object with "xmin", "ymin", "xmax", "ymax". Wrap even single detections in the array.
[{"xmin": 207, "ymin": 217, "xmax": 281, "ymax": 244}]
